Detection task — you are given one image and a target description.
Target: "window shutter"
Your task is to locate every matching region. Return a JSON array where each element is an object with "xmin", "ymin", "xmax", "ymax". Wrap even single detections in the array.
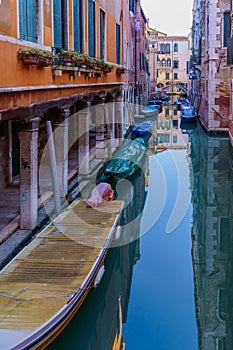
[
  {"xmin": 88, "ymin": 0, "xmax": 96, "ymax": 57},
  {"xmin": 27, "ymin": 0, "xmax": 37, "ymax": 43},
  {"xmin": 100, "ymin": 10, "xmax": 105, "ymax": 59},
  {"xmin": 19, "ymin": 0, "xmax": 27, "ymax": 40},
  {"xmin": 174, "ymin": 43, "xmax": 178, "ymax": 52},
  {"xmin": 224, "ymin": 12, "xmax": 231, "ymax": 47},
  {"xmin": 129, "ymin": 0, "xmax": 135, "ymax": 13},
  {"xmin": 73, "ymin": 0, "xmax": 82, "ymax": 52},
  {"xmin": 53, "ymin": 0, "xmax": 62, "ymax": 48},
  {"xmin": 116, "ymin": 23, "xmax": 120, "ymax": 64}
]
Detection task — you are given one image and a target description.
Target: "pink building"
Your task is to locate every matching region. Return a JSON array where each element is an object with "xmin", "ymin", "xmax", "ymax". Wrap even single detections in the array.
[{"xmin": 121, "ymin": 0, "xmax": 149, "ymax": 104}]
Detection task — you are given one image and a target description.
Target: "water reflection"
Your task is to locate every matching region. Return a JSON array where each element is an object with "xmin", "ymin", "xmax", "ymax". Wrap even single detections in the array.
[
  {"xmin": 190, "ymin": 124, "xmax": 233, "ymax": 349},
  {"xmin": 47, "ymin": 102, "xmax": 233, "ymax": 349}
]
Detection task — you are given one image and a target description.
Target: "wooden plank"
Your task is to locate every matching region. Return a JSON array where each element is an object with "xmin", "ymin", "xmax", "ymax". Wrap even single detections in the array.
[{"xmin": 0, "ymin": 200, "xmax": 123, "ymax": 348}]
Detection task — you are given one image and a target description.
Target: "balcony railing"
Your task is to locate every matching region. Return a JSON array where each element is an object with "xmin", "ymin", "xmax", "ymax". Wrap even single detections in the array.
[{"xmin": 157, "ymin": 65, "xmax": 172, "ymax": 70}]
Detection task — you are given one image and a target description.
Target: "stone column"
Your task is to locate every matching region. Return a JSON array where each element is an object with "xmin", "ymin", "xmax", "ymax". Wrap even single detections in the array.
[
  {"xmin": 107, "ymin": 101, "xmax": 116, "ymax": 150},
  {"xmin": 95, "ymin": 102, "xmax": 106, "ymax": 159},
  {"xmin": 104, "ymin": 103, "xmax": 112, "ymax": 158},
  {"xmin": 53, "ymin": 108, "xmax": 70, "ymax": 197},
  {"xmin": 19, "ymin": 117, "xmax": 40, "ymax": 230},
  {"xmin": 78, "ymin": 103, "xmax": 91, "ymax": 175},
  {"xmin": 115, "ymin": 95, "xmax": 124, "ymax": 146}
]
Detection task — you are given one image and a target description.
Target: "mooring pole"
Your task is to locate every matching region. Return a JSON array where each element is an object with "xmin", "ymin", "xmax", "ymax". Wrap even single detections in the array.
[{"xmin": 46, "ymin": 121, "xmax": 61, "ymax": 215}]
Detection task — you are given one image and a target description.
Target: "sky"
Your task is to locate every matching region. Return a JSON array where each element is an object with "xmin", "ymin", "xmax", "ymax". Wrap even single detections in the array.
[{"xmin": 141, "ymin": 0, "xmax": 193, "ymax": 36}]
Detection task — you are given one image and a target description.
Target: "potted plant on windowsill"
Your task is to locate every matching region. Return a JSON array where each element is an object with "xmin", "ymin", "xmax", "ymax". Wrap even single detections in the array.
[
  {"xmin": 60, "ymin": 50, "xmax": 75, "ymax": 66},
  {"xmin": 116, "ymin": 65, "xmax": 127, "ymax": 74},
  {"xmin": 18, "ymin": 48, "xmax": 39, "ymax": 65},
  {"xmin": 38, "ymin": 50, "xmax": 53, "ymax": 66},
  {"xmin": 102, "ymin": 62, "xmax": 113, "ymax": 73}
]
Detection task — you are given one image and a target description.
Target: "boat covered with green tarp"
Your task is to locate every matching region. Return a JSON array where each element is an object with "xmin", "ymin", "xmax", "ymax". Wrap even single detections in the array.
[{"xmin": 97, "ymin": 137, "xmax": 148, "ymax": 183}]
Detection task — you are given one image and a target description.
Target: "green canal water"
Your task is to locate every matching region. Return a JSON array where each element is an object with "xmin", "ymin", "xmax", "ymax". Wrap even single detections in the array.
[{"xmin": 47, "ymin": 120, "xmax": 233, "ymax": 349}]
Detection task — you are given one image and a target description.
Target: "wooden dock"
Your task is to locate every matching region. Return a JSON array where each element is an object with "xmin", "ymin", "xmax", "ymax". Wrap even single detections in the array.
[{"xmin": 0, "ymin": 199, "xmax": 124, "ymax": 349}]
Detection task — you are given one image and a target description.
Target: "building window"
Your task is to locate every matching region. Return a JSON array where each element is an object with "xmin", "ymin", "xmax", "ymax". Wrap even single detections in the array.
[
  {"xmin": 223, "ymin": 12, "xmax": 231, "ymax": 47},
  {"xmin": 129, "ymin": 0, "xmax": 135, "ymax": 13},
  {"xmin": 88, "ymin": 0, "xmax": 96, "ymax": 57},
  {"xmin": 150, "ymin": 34, "xmax": 156, "ymax": 39},
  {"xmin": 174, "ymin": 43, "xmax": 178, "ymax": 52},
  {"xmin": 167, "ymin": 58, "xmax": 171, "ymax": 67},
  {"xmin": 116, "ymin": 23, "xmax": 121, "ymax": 64},
  {"xmin": 160, "ymin": 43, "xmax": 170, "ymax": 53},
  {"xmin": 173, "ymin": 60, "xmax": 179, "ymax": 68},
  {"xmin": 166, "ymin": 43, "xmax": 170, "ymax": 53},
  {"xmin": 160, "ymin": 43, "xmax": 165, "ymax": 54},
  {"xmin": 73, "ymin": 0, "xmax": 83, "ymax": 52},
  {"xmin": 100, "ymin": 9, "xmax": 105, "ymax": 59},
  {"xmin": 19, "ymin": 0, "xmax": 37, "ymax": 42},
  {"xmin": 174, "ymin": 73, "xmax": 178, "ymax": 79},
  {"xmin": 161, "ymin": 58, "xmax": 166, "ymax": 67},
  {"xmin": 165, "ymin": 72, "xmax": 170, "ymax": 80},
  {"xmin": 53, "ymin": 0, "xmax": 68, "ymax": 49}
]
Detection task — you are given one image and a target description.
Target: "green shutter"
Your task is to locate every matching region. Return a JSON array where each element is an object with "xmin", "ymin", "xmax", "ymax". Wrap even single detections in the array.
[
  {"xmin": 53, "ymin": 0, "xmax": 62, "ymax": 48},
  {"xmin": 19, "ymin": 0, "xmax": 27, "ymax": 40},
  {"xmin": 19, "ymin": 0, "xmax": 36, "ymax": 42},
  {"xmin": 73, "ymin": 0, "xmax": 83, "ymax": 52},
  {"xmin": 224, "ymin": 12, "xmax": 231, "ymax": 47},
  {"xmin": 88, "ymin": 0, "xmax": 95, "ymax": 57},
  {"xmin": 27, "ymin": 0, "xmax": 37, "ymax": 43},
  {"xmin": 116, "ymin": 23, "xmax": 120, "ymax": 64}
]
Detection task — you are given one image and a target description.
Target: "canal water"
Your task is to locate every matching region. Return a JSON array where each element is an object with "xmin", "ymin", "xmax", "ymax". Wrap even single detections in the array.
[{"xmin": 47, "ymin": 101, "xmax": 233, "ymax": 349}]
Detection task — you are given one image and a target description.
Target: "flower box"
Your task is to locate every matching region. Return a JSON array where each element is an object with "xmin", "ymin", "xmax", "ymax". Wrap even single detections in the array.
[
  {"xmin": 18, "ymin": 48, "xmax": 54, "ymax": 67},
  {"xmin": 116, "ymin": 67, "xmax": 126, "ymax": 74},
  {"xmin": 22, "ymin": 55, "xmax": 39, "ymax": 65},
  {"xmin": 103, "ymin": 68, "xmax": 112, "ymax": 73},
  {"xmin": 18, "ymin": 49, "xmax": 39, "ymax": 65},
  {"xmin": 38, "ymin": 57, "xmax": 53, "ymax": 66}
]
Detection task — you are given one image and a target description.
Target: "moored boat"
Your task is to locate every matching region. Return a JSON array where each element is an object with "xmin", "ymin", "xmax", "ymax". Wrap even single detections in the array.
[
  {"xmin": 132, "ymin": 120, "xmax": 152, "ymax": 138},
  {"xmin": 0, "ymin": 200, "xmax": 124, "ymax": 350},
  {"xmin": 141, "ymin": 106, "xmax": 158, "ymax": 117},
  {"xmin": 181, "ymin": 105, "xmax": 196, "ymax": 122},
  {"xmin": 97, "ymin": 137, "xmax": 148, "ymax": 184}
]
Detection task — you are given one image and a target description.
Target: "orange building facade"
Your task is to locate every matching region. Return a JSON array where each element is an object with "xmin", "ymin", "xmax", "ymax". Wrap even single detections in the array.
[
  {"xmin": 0, "ymin": 0, "xmax": 149, "ymax": 240},
  {"xmin": 0, "ymin": 0, "xmax": 131, "ymax": 234}
]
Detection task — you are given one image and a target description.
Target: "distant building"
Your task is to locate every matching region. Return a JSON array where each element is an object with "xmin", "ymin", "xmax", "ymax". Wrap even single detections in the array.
[
  {"xmin": 156, "ymin": 36, "xmax": 190, "ymax": 93},
  {"xmin": 148, "ymin": 30, "xmax": 190, "ymax": 94}
]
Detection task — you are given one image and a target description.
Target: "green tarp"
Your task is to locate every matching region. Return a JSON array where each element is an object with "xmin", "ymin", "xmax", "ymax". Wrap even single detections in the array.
[{"xmin": 98, "ymin": 138, "xmax": 147, "ymax": 181}]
